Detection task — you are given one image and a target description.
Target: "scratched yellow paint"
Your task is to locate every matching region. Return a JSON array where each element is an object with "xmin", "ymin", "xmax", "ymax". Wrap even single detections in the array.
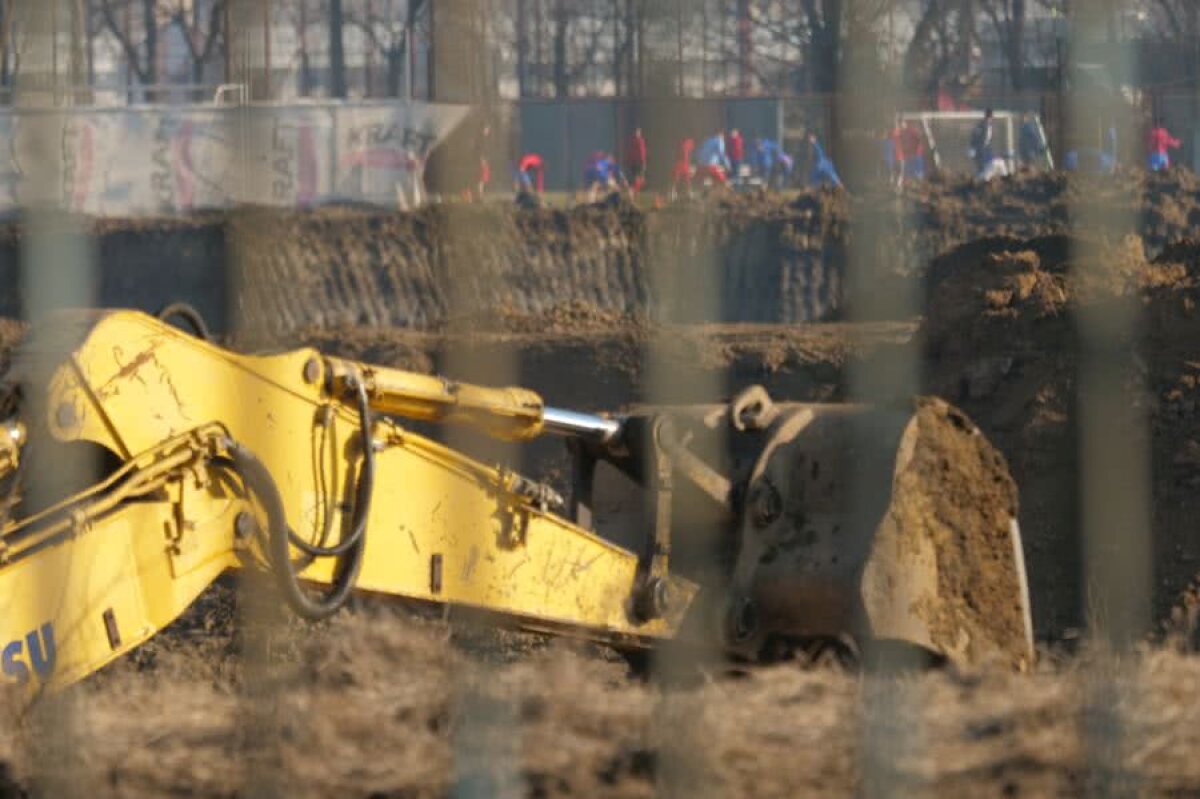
[{"xmin": 0, "ymin": 311, "xmax": 695, "ymax": 692}]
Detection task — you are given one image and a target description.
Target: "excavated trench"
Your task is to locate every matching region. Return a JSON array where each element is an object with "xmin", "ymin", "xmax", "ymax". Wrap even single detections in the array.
[
  {"xmin": 1, "ymin": 171, "xmax": 1199, "ymax": 642},
  {"xmin": 0, "ymin": 172, "xmax": 1198, "ymax": 795}
]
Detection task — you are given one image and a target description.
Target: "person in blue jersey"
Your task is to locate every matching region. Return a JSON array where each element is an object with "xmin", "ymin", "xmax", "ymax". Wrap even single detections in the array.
[
  {"xmin": 695, "ymin": 131, "xmax": 732, "ymax": 187},
  {"xmin": 583, "ymin": 152, "xmax": 626, "ymax": 201},
  {"xmin": 755, "ymin": 138, "xmax": 795, "ymax": 189},
  {"xmin": 805, "ymin": 131, "xmax": 842, "ymax": 188}
]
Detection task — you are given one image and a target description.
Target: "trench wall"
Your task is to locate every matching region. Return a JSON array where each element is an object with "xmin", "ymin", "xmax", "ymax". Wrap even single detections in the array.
[{"xmin": 0, "ymin": 202, "xmax": 846, "ymax": 335}]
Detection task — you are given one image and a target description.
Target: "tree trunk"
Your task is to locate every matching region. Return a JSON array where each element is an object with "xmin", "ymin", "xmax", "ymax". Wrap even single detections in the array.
[
  {"xmin": 736, "ymin": 0, "xmax": 751, "ymax": 93},
  {"xmin": 612, "ymin": 0, "xmax": 622, "ymax": 95},
  {"xmin": 903, "ymin": 0, "xmax": 942, "ymax": 92},
  {"xmin": 387, "ymin": 46, "xmax": 401, "ymax": 96},
  {"xmin": 69, "ymin": 0, "xmax": 86, "ymax": 100},
  {"xmin": 812, "ymin": 0, "xmax": 842, "ymax": 94},
  {"xmin": 188, "ymin": 1, "xmax": 202, "ymax": 88},
  {"xmin": 0, "ymin": 0, "xmax": 9, "ymax": 89},
  {"xmin": 143, "ymin": 0, "xmax": 157, "ymax": 86},
  {"xmin": 553, "ymin": 0, "xmax": 567, "ymax": 98},
  {"xmin": 1008, "ymin": 0, "xmax": 1025, "ymax": 90},
  {"xmin": 1188, "ymin": 3, "xmax": 1199, "ymax": 80},
  {"xmin": 516, "ymin": 0, "xmax": 528, "ymax": 97},
  {"xmin": 298, "ymin": 0, "xmax": 312, "ymax": 95},
  {"xmin": 958, "ymin": 0, "xmax": 974, "ymax": 76},
  {"xmin": 329, "ymin": 0, "xmax": 347, "ymax": 97},
  {"xmin": 629, "ymin": 0, "xmax": 640, "ymax": 95},
  {"xmin": 407, "ymin": 0, "xmax": 422, "ymax": 99}
]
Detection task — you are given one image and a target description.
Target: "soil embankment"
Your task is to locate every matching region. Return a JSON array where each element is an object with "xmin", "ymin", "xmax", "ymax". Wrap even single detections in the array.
[{"xmin": 0, "ymin": 170, "xmax": 1198, "ymax": 336}]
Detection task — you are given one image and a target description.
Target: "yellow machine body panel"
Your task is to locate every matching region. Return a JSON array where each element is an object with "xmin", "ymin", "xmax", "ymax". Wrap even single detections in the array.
[
  {"xmin": 0, "ymin": 490, "xmax": 239, "ymax": 693},
  {"xmin": 0, "ymin": 311, "xmax": 692, "ymax": 691}
]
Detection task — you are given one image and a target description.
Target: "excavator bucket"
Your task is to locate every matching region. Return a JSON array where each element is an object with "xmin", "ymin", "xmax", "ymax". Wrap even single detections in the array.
[{"xmin": 585, "ymin": 391, "xmax": 1034, "ymax": 671}]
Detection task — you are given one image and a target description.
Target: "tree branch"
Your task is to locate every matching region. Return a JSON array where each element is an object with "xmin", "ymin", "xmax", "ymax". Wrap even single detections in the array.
[{"xmin": 98, "ymin": 0, "xmax": 149, "ymax": 83}]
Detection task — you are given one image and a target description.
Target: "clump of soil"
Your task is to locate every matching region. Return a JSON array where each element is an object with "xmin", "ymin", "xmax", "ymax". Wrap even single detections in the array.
[{"xmin": 442, "ymin": 299, "xmax": 651, "ymax": 335}]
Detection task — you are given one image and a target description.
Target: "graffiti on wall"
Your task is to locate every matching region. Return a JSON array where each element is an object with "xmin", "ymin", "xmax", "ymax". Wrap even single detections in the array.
[{"xmin": 0, "ymin": 101, "xmax": 464, "ymax": 216}]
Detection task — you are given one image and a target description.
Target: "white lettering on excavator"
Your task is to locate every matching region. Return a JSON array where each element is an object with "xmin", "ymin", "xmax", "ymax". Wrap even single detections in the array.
[{"xmin": 1, "ymin": 623, "xmax": 56, "ymax": 686}]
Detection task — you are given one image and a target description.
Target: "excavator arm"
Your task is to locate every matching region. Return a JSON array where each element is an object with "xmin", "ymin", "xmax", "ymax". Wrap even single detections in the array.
[
  {"xmin": 0, "ymin": 309, "xmax": 1033, "ymax": 694},
  {"xmin": 0, "ymin": 310, "xmax": 697, "ymax": 692}
]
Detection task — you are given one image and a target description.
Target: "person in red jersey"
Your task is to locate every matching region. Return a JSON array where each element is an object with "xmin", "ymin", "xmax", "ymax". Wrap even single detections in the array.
[
  {"xmin": 726, "ymin": 128, "xmax": 745, "ymax": 181},
  {"xmin": 898, "ymin": 121, "xmax": 926, "ymax": 185},
  {"xmin": 1147, "ymin": 118, "xmax": 1182, "ymax": 172},
  {"xmin": 625, "ymin": 127, "xmax": 647, "ymax": 194},
  {"xmin": 671, "ymin": 137, "xmax": 696, "ymax": 199},
  {"xmin": 515, "ymin": 153, "xmax": 545, "ymax": 194}
]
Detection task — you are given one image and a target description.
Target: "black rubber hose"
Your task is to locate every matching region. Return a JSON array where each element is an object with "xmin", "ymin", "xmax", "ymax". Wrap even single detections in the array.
[
  {"xmin": 226, "ymin": 379, "xmax": 375, "ymax": 620},
  {"xmin": 285, "ymin": 381, "xmax": 374, "ymax": 558},
  {"xmin": 156, "ymin": 302, "xmax": 213, "ymax": 341}
]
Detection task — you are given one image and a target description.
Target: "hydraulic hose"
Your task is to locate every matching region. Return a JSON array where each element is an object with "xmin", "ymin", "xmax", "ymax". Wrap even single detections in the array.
[
  {"xmin": 285, "ymin": 380, "xmax": 375, "ymax": 558},
  {"xmin": 226, "ymin": 377, "xmax": 375, "ymax": 621},
  {"xmin": 156, "ymin": 301, "xmax": 213, "ymax": 342}
]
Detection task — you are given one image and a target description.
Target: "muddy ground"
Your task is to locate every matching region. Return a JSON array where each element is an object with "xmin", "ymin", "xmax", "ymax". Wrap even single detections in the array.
[{"xmin": 1, "ymin": 173, "xmax": 1200, "ymax": 795}]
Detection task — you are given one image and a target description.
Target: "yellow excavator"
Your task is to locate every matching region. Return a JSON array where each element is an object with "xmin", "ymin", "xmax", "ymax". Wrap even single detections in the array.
[{"xmin": 0, "ymin": 308, "xmax": 1033, "ymax": 693}]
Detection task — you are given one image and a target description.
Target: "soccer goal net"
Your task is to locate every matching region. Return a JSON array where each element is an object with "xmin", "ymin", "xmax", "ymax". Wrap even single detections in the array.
[{"xmin": 898, "ymin": 110, "xmax": 1053, "ymax": 176}]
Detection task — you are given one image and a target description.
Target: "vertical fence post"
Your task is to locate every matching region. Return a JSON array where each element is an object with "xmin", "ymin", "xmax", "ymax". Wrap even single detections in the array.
[
  {"xmin": 1067, "ymin": 5, "xmax": 1149, "ymax": 795},
  {"xmin": 17, "ymin": 0, "xmax": 96, "ymax": 794},
  {"xmin": 844, "ymin": 14, "xmax": 925, "ymax": 799}
]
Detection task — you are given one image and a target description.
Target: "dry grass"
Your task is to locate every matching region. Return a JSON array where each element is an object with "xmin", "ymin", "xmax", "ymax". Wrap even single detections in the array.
[{"xmin": 0, "ymin": 601, "xmax": 1196, "ymax": 798}]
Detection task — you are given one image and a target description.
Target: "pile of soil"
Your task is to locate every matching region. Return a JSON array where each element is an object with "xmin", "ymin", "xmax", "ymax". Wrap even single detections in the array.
[
  {"xmin": 900, "ymin": 169, "xmax": 1200, "ymax": 271},
  {"xmin": 923, "ymin": 233, "xmax": 1200, "ymax": 639}
]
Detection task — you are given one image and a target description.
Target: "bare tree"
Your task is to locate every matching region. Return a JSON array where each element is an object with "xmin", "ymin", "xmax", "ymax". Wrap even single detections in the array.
[
  {"xmin": 746, "ymin": 0, "xmax": 890, "ymax": 93},
  {"xmin": 281, "ymin": 0, "xmax": 315, "ymax": 95},
  {"xmin": 346, "ymin": 0, "xmax": 427, "ymax": 97},
  {"xmin": 97, "ymin": 0, "xmax": 162, "ymax": 85},
  {"xmin": 1145, "ymin": 0, "xmax": 1200, "ymax": 78},
  {"xmin": 980, "ymin": 0, "xmax": 1028, "ymax": 89},
  {"xmin": 330, "ymin": 0, "xmax": 346, "ymax": 96},
  {"xmin": 164, "ymin": 0, "xmax": 224, "ymax": 84}
]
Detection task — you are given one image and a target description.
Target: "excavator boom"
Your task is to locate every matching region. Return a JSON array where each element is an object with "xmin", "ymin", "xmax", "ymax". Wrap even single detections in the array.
[{"xmin": 0, "ymin": 310, "xmax": 1033, "ymax": 693}]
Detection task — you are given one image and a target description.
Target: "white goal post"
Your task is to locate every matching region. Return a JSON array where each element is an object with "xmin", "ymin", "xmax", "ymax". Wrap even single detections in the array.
[{"xmin": 897, "ymin": 110, "xmax": 1054, "ymax": 174}]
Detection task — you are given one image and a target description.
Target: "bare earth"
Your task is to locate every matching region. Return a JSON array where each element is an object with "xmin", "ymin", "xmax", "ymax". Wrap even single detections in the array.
[
  {"xmin": 2, "ymin": 176, "xmax": 1200, "ymax": 796},
  {"xmin": 2, "ymin": 600, "xmax": 1198, "ymax": 798}
]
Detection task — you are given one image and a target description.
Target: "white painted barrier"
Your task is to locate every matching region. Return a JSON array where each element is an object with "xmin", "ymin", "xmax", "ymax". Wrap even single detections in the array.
[{"xmin": 0, "ymin": 100, "xmax": 467, "ymax": 215}]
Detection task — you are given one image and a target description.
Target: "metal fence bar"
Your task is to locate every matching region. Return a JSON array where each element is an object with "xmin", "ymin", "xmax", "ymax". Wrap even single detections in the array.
[
  {"xmin": 637, "ymin": 85, "xmax": 725, "ymax": 799},
  {"xmin": 227, "ymin": 1, "xmax": 290, "ymax": 796},
  {"xmin": 429, "ymin": 4, "xmax": 525, "ymax": 798},
  {"xmin": 841, "ymin": 19, "xmax": 927, "ymax": 799},
  {"xmin": 1067, "ymin": 5, "xmax": 1151, "ymax": 796},
  {"xmin": 16, "ymin": 0, "xmax": 96, "ymax": 795}
]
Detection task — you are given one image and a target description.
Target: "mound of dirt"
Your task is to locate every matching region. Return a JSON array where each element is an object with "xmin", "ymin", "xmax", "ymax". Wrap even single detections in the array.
[
  {"xmin": 923, "ymin": 234, "xmax": 1200, "ymax": 640},
  {"xmin": 901, "ymin": 169, "xmax": 1200, "ymax": 269}
]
